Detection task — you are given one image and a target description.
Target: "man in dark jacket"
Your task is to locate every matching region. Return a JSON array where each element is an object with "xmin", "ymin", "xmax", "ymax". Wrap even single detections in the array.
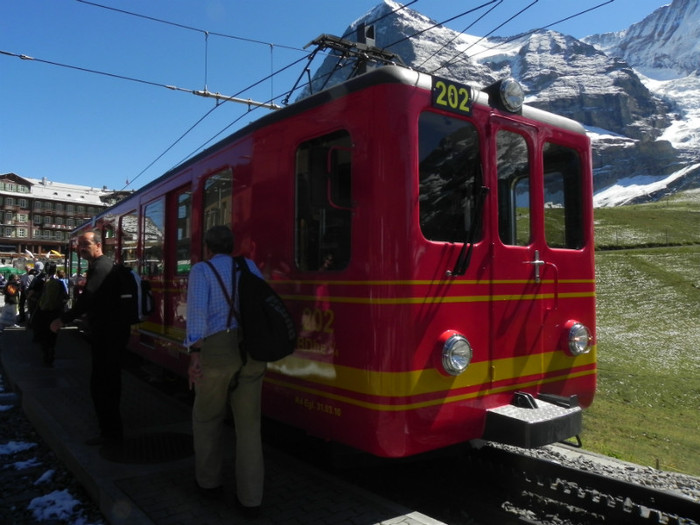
[{"xmin": 50, "ymin": 230, "xmax": 130, "ymax": 451}]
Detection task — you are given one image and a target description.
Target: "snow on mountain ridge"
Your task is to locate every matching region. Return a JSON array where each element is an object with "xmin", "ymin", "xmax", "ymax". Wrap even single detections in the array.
[{"xmin": 324, "ymin": 0, "xmax": 700, "ymax": 206}]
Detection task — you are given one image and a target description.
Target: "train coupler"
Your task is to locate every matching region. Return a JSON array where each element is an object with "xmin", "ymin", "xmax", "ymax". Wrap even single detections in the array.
[{"xmin": 482, "ymin": 391, "xmax": 582, "ymax": 449}]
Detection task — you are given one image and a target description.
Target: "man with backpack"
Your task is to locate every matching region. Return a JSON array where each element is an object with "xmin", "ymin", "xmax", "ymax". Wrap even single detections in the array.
[
  {"xmin": 32, "ymin": 261, "xmax": 67, "ymax": 365},
  {"xmin": 185, "ymin": 225, "xmax": 266, "ymax": 517},
  {"xmin": 50, "ymin": 230, "xmax": 130, "ymax": 453},
  {"xmin": 25, "ymin": 261, "xmax": 46, "ymax": 322}
]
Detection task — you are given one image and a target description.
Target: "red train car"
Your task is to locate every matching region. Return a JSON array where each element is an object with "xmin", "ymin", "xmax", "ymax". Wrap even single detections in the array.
[{"xmin": 68, "ymin": 65, "xmax": 596, "ymax": 458}]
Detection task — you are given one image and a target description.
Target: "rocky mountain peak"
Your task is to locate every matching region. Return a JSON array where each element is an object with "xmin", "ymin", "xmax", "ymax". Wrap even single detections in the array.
[{"xmin": 309, "ymin": 0, "xmax": 700, "ymax": 205}]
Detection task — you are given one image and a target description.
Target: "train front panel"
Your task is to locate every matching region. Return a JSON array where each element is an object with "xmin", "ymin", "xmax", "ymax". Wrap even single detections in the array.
[{"xmin": 261, "ymin": 70, "xmax": 596, "ymax": 457}]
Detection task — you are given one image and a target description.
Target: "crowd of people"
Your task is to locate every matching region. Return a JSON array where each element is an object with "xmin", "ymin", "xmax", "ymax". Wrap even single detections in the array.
[
  {"xmin": 1, "ymin": 260, "xmax": 71, "ymax": 365},
  {"xmin": 1, "ymin": 225, "xmax": 269, "ymax": 516}
]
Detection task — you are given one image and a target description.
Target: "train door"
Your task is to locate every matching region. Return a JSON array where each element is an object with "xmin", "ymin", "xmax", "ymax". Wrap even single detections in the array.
[{"xmin": 489, "ymin": 121, "xmax": 547, "ymax": 390}]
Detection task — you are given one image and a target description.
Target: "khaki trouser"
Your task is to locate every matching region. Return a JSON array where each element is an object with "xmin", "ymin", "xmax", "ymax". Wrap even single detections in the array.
[{"xmin": 192, "ymin": 330, "xmax": 267, "ymax": 506}]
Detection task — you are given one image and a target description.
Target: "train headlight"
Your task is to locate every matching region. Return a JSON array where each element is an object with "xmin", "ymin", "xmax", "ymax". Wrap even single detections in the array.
[
  {"xmin": 440, "ymin": 332, "xmax": 473, "ymax": 376},
  {"xmin": 483, "ymin": 78, "xmax": 524, "ymax": 113},
  {"xmin": 564, "ymin": 321, "xmax": 592, "ymax": 356},
  {"xmin": 499, "ymin": 78, "xmax": 524, "ymax": 112}
]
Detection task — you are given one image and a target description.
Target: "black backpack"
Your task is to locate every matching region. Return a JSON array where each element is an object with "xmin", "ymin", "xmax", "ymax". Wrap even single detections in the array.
[
  {"xmin": 205, "ymin": 257, "xmax": 296, "ymax": 362},
  {"xmin": 112, "ymin": 263, "xmax": 154, "ymax": 325}
]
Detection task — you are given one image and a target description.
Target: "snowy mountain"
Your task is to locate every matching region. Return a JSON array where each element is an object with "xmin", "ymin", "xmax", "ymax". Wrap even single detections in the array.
[{"xmin": 309, "ymin": 0, "xmax": 700, "ymax": 206}]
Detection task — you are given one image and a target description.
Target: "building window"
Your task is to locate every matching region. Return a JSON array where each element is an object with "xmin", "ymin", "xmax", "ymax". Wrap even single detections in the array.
[
  {"xmin": 43, "ymin": 216, "xmax": 51, "ymax": 225},
  {"xmin": 67, "ymin": 218, "xmax": 75, "ymax": 227},
  {"xmin": 44, "ymin": 201, "xmax": 53, "ymax": 210},
  {"xmin": 18, "ymin": 199, "xmax": 28, "ymax": 208},
  {"xmin": 34, "ymin": 201, "xmax": 42, "ymax": 210},
  {"xmin": 55, "ymin": 203, "xmax": 63, "ymax": 212},
  {"xmin": 5, "ymin": 197, "xmax": 14, "ymax": 207},
  {"xmin": 34, "ymin": 215, "xmax": 42, "ymax": 225},
  {"xmin": 18, "ymin": 214, "xmax": 28, "ymax": 222},
  {"xmin": 77, "ymin": 205, "xmax": 85, "ymax": 214},
  {"xmin": 18, "ymin": 228, "xmax": 27, "ymax": 238},
  {"xmin": 4, "ymin": 212, "xmax": 12, "ymax": 223},
  {"xmin": 5, "ymin": 227, "xmax": 13, "ymax": 237},
  {"xmin": 66, "ymin": 204, "xmax": 75, "ymax": 213}
]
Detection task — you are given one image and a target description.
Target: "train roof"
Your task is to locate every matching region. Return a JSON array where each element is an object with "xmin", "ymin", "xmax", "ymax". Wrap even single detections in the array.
[{"xmin": 80, "ymin": 65, "xmax": 586, "ymax": 229}]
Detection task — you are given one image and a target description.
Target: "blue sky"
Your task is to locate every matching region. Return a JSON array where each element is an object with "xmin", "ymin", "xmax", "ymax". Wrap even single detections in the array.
[{"xmin": 1, "ymin": 0, "xmax": 671, "ymax": 191}]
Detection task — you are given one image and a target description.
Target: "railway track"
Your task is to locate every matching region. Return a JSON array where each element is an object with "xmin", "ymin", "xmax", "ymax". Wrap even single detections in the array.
[
  {"xmin": 289, "ymin": 435, "xmax": 700, "ymax": 525},
  {"xmin": 467, "ymin": 445, "xmax": 699, "ymax": 525}
]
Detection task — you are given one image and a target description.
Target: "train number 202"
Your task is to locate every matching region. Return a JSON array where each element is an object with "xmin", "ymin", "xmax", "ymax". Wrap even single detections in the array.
[
  {"xmin": 432, "ymin": 77, "xmax": 473, "ymax": 115},
  {"xmin": 302, "ymin": 307, "xmax": 335, "ymax": 334}
]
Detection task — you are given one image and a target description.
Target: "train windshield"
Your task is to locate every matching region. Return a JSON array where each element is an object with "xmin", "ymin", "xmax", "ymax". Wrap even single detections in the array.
[
  {"xmin": 497, "ymin": 130, "xmax": 585, "ymax": 250},
  {"xmin": 418, "ymin": 112, "xmax": 482, "ymax": 243}
]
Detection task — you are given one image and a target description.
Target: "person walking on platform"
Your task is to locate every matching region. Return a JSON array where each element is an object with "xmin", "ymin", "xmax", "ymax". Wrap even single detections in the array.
[
  {"xmin": 50, "ymin": 230, "xmax": 130, "ymax": 452},
  {"xmin": 185, "ymin": 225, "xmax": 266, "ymax": 517},
  {"xmin": 1, "ymin": 274, "xmax": 20, "ymax": 328},
  {"xmin": 18, "ymin": 268, "xmax": 35, "ymax": 324},
  {"xmin": 25, "ymin": 261, "xmax": 46, "ymax": 323},
  {"xmin": 32, "ymin": 261, "xmax": 67, "ymax": 366}
]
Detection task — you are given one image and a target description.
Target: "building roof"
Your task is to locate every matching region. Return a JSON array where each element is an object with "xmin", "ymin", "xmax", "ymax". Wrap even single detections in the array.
[{"xmin": 0, "ymin": 173, "xmax": 112, "ymax": 206}]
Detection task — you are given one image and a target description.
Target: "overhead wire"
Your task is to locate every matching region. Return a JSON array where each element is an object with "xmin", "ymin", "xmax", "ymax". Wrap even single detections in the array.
[
  {"xmin": 76, "ymin": 0, "xmax": 304, "ymax": 52},
  {"xmin": 464, "ymin": 0, "xmax": 616, "ymax": 61},
  {"xmin": 433, "ymin": 0, "xmax": 540, "ymax": 73},
  {"xmin": 7, "ymin": 1, "xmax": 620, "ymax": 188},
  {"xmin": 414, "ymin": 0, "xmax": 502, "ymax": 71}
]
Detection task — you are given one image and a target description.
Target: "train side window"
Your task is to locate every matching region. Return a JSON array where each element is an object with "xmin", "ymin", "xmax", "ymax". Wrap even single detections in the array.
[
  {"xmin": 143, "ymin": 198, "xmax": 165, "ymax": 277},
  {"xmin": 543, "ymin": 143, "xmax": 584, "ymax": 249},
  {"xmin": 497, "ymin": 130, "xmax": 531, "ymax": 246},
  {"xmin": 295, "ymin": 131, "xmax": 352, "ymax": 272},
  {"xmin": 120, "ymin": 211, "xmax": 138, "ymax": 266},
  {"xmin": 418, "ymin": 112, "xmax": 482, "ymax": 243},
  {"xmin": 175, "ymin": 190, "xmax": 192, "ymax": 274}
]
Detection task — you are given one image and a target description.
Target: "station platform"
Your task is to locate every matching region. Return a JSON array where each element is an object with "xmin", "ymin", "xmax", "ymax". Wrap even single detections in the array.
[{"xmin": 0, "ymin": 327, "xmax": 445, "ymax": 525}]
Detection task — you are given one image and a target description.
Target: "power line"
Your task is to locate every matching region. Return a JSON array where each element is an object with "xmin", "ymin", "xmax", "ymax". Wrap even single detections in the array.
[
  {"xmin": 434, "ymin": 0, "xmax": 617, "ymax": 71},
  {"xmin": 0, "ymin": 50, "xmax": 280, "ymax": 110},
  {"xmin": 415, "ymin": 0, "xmax": 502, "ymax": 71},
  {"xmin": 434, "ymin": 0, "xmax": 540, "ymax": 73},
  {"xmin": 121, "ymin": 104, "xmax": 220, "ymax": 191},
  {"xmin": 76, "ymin": 0, "xmax": 304, "ymax": 52},
  {"xmin": 7, "ymin": 1, "xmax": 621, "ymax": 190},
  {"xmin": 467, "ymin": 0, "xmax": 616, "ymax": 60}
]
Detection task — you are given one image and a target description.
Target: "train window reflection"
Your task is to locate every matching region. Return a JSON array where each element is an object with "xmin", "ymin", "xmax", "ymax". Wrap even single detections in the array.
[
  {"xmin": 102, "ymin": 222, "xmax": 116, "ymax": 260},
  {"xmin": 120, "ymin": 211, "xmax": 138, "ymax": 267},
  {"xmin": 295, "ymin": 131, "xmax": 352, "ymax": 271},
  {"xmin": 202, "ymin": 169, "xmax": 232, "ymax": 256},
  {"xmin": 497, "ymin": 130, "xmax": 531, "ymax": 246},
  {"xmin": 143, "ymin": 198, "xmax": 165, "ymax": 277},
  {"xmin": 543, "ymin": 143, "xmax": 584, "ymax": 249},
  {"xmin": 175, "ymin": 190, "xmax": 192, "ymax": 274},
  {"xmin": 418, "ymin": 112, "xmax": 482, "ymax": 243}
]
